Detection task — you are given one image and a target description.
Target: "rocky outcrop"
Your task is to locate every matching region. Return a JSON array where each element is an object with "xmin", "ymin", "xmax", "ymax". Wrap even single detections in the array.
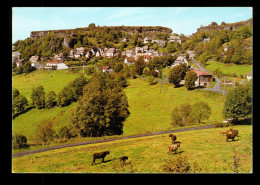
[
  {"xmin": 196, "ymin": 19, "xmax": 252, "ymax": 34},
  {"xmin": 30, "ymin": 26, "xmax": 172, "ymax": 39}
]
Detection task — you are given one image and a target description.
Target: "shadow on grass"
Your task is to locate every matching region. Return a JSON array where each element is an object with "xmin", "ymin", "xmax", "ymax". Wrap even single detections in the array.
[{"xmin": 92, "ymin": 158, "xmax": 117, "ymax": 165}]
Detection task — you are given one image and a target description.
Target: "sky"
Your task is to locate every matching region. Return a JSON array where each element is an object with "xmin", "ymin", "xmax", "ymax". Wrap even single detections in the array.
[{"xmin": 12, "ymin": 7, "xmax": 253, "ymax": 43}]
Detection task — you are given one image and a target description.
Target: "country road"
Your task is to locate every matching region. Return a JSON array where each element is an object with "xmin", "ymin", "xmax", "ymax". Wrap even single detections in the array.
[{"xmin": 12, "ymin": 125, "xmax": 214, "ymax": 158}]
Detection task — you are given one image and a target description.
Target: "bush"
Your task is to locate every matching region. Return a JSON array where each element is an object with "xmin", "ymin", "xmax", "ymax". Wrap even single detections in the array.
[
  {"xmin": 58, "ymin": 126, "xmax": 72, "ymax": 139},
  {"xmin": 162, "ymin": 155, "xmax": 191, "ymax": 173},
  {"xmin": 12, "ymin": 134, "xmax": 29, "ymax": 149}
]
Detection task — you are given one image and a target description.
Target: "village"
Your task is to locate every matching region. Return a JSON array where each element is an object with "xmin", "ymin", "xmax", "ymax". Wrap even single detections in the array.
[{"xmin": 12, "ymin": 34, "xmax": 221, "ymax": 88}]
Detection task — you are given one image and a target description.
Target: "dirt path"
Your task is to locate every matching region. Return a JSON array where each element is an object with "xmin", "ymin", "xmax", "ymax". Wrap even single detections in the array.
[{"xmin": 12, "ymin": 125, "xmax": 214, "ymax": 158}]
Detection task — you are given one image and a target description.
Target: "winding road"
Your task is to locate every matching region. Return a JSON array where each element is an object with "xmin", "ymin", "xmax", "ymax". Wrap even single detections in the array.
[{"xmin": 12, "ymin": 125, "xmax": 214, "ymax": 158}]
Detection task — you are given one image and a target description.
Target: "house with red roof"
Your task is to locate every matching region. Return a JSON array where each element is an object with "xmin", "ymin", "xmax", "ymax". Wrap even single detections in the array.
[
  {"xmin": 102, "ymin": 65, "xmax": 113, "ymax": 73},
  {"xmin": 193, "ymin": 70, "xmax": 213, "ymax": 87}
]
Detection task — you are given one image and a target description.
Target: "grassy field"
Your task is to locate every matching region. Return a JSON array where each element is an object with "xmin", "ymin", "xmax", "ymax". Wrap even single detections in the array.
[
  {"xmin": 12, "ymin": 70, "xmax": 81, "ymax": 101},
  {"xmin": 123, "ymin": 78, "xmax": 225, "ymax": 135},
  {"xmin": 12, "ymin": 76, "xmax": 226, "ymax": 143},
  {"xmin": 12, "ymin": 125, "xmax": 252, "ymax": 173},
  {"xmin": 205, "ymin": 61, "xmax": 252, "ymax": 77}
]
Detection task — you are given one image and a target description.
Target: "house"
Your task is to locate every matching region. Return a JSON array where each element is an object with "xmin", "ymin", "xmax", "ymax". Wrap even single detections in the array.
[
  {"xmin": 16, "ymin": 59, "xmax": 24, "ymax": 67},
  {"xmin": 146, "ymin": 49, "xmax": 156, "ymax": 56},
  {"xmin": 157, "ymin": 40, "xmax": 167, "ymax": 48},
  {"xmin": 102, "ymin": 65, "xmax": 113, "ymax": 73},
  {"xmin": 29, "ymin": 56, "xmax": 40, "ymax": 67},
  {"xmin": 85, "ymin": 50, "xmax": 93, "ymax": 58},
  {"xmin": 69, "ymin": 49, "xmax": 77, "ymax": 58},
  {"xmin": 203, "ymin": 38, "xmax": 211, "ymax": 43},
  {"xmin": 45, "ymin": 61, "xmax": 68, "ymax": 70},
  {"xmin": 12, "ymin": 51, "xmax": 21, "ymax": 61},
  {"xmin": 171, "ymin": 56, "xmax": 188, "ymax": 67},
  {"xmin": 135, "ymin": 53, "xmax": 146, "ymax": 60},
  {"xmin": 168, "ymin": 35, "xmax": 181, "ymax": 44},
  {"xmin": 143, "ymin": 37, "xmax": 151, "ymax": 44},
  {"xmin": 224, "ymin": 44, "xmax": 229, "ymax": 52},
  {"xmin": 193, "ymin": 70, "xmax": 213, "ymax": 87},
  {"xmin": 143, "ymin": 46, "xmax": 149, "ymax": 52},
  {"xmin": 124, "ymin": 57, "xmax": 135, "ymax": 65},
  {"xmin": 123, "ymin": 49, "xmax": 135, "ymax": 57},
  {"xmin": 76, "ymin": 47, "xmax": 86, "ymax": 55},
  {"xmin": 135, "ymin": 47, "xmax": 144, "ymax": 53},
  {"xmin": 144, "ymin": 55, "xmax": 151, "ymax": 63},
  {"xmin": 186, "ymin": 50, "xmax": 196, "ymax": 60},
  {"xmin": 106, "ymin": 48, "xmax": 116, "ymax": 58},
  {"xmin": 53, "ymin": 53, "xmax": 64, "ymax": 61},
  {"xmin": 161, "ymin": 52, "xmax": 169, "ymax": 57},
  {"xmin": 246, "ymin": 71, "xmax": 252, "ymax": 81}
]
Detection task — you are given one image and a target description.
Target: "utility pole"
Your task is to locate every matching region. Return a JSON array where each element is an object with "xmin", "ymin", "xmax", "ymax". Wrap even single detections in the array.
[{"xmin": 223, "ymin": 76, "xmax": 225, "ymax": 96}]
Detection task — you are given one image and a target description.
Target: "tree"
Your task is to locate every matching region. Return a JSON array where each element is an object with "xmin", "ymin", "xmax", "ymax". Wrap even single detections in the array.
[
  {"xmin": 222, "ymin": 83, "xmax": 252, "ymax": 122},
  {"xmin": 57, "ymin": 86, "xmax": 74, "ymax": 107},
  {"xmin": 168, "ymin": 64, "xmax": 187, "ymax": 87},
  {"xmin": 69, "ymin": 73, "xmax": 130, "ymax": 137},
  {"xmin": 45, "ymin": 91, "xmax": 57, "ymax": 109},
  {"xmin": 184, "ymin": 71, "xmax": 198, "ymax": 89},
  {"xmin": 171, "ymin": 103, "xmax": 193, "ymax": 127},
  {"xmin": 13, "ymin": 133, "xmax": 29, "ymax": 149},
  {"xmin": 69, "ymin": 75, "xmax": 88, "ymax": 100},
  {"xmin": 35, "ymin": 120, "xmax": 56, "ymax": 145},
  {"xmin": 134, "ymin": 56, "xmax": 145, "ymax": 75},
  {"xmin": 191, "ymin": 101, "xmax": 212, "ymax": 124},
  {"xmin": 12, "ymin": 87, "xmax": 20, "ymax": 100},
  {"xmin": 22, "ymin": 61, "xmax": 36, "ymax": 74},
  {"xmin": 31, "ymin": 85, "xmax": 45, "ymax": 109},
  {"xmin": 13, "ymin": 94, "xmax": 28, "ymax": 115}
]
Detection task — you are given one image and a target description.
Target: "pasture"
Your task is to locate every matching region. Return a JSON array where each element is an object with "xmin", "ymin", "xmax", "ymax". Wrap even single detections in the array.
[
  {"xmin": 12, "ymin": 125, "xmax": 252, "ymax": 173},
  {"xmin": 205, "ymin": 61, "xmax": 252, "ymax": 77},
  {"xmin": 12, "ymin": 70, "xmax": 81, "ymax": 101},
  {"xmin": 12, "ymin": 76, "xmax": 225, "ymax": 144}
]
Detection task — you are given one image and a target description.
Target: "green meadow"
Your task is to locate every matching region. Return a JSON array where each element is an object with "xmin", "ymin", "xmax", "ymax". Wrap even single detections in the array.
[
  {"xmin": 205, "ymin": 61, "xmax": 252, "ymax": 77},
  {"xmin": 12, "ymin": 70, "xmax": 81, "ymax": 101},
  {"xmin": 12, "ymin": 125, "xmax": 252, "ymax": 173},
  {"xmin": 12, "ymin": 76, "xmax": 226, "ymax": 142},
  {"xmin": 123, "ymin": 78, "xmax": 225, "ymax": 135}
]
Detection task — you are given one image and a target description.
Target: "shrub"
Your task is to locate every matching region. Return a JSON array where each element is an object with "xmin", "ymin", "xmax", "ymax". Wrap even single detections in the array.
[
  {"xmin": 12, "ymin": 133, "xmax": 29, "ymax": 149},
  {"xmin": 162, "ymin": 155, "xmax": 191, "ymax": 173},
  {"xmin": 58, "ymin": 126, "xmax": 72, "ymax": 139}
]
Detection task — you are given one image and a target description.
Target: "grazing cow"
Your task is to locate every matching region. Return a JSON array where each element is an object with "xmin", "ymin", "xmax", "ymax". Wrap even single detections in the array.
[
  {"xmin": 119, "ymin": 156, "xmax": 129, "ymax": 164},
  {"xmin": 92, "ymin": 151, "xmax": 110, "ymax": 165},
  {"xmin": 226, "ymin": 133, "xmax": 237, "ymax": 142},
  {"xmin": 230, "ymin": 129, "xmax": 239, "ymax": 137},
  {"xmin": 168, "ymin": 143, "xmax": 180, "ymax": 154},
  {"xmin": 169, "ymin": 134, "xmax": 177, "ymax": 144}
]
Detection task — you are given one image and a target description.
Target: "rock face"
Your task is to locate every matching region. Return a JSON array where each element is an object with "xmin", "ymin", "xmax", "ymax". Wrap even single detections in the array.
[
  {"xmin": 63, "ymin": 37, "xmax": 70, "ymax": 48},
  {"xmin": 195, "ymin": 19, "xmax": 252, "ymax": 34},
  {"xmin": 29, "ymin": 26, "xmax": 172, "ymax": 40}
]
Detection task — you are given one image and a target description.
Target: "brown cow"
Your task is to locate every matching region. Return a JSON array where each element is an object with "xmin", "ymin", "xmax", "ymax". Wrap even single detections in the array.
[
  {"xmin": 230, "ymin": 129, "xmax": 239, "ymax": 137},
  {"xmin": 226, "ymin": 133, "xmax": 237, "ymax": 142},
  {"xmin": 92, "ymin": 151, "xmax": 110, "ymax": 165},
  {"xmin": 168, "ymin": 143, "xmax": 180, "ymax": 154},
  {"xmin": 169, "ymin": 134, "xmax": 177, "ymax": 144}
]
